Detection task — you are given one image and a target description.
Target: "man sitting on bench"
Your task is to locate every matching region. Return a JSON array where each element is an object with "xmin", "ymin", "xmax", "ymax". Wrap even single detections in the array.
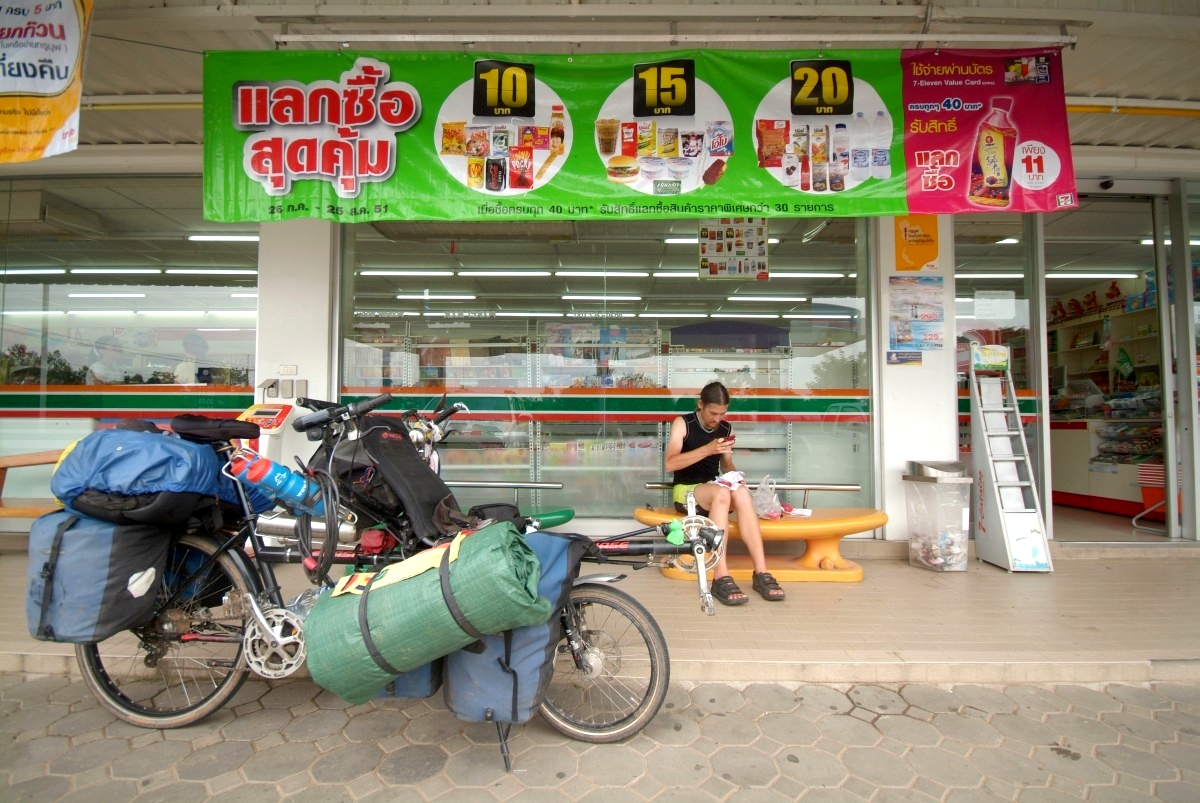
[{"xmin": 665, "ymin": 381, "xmax": 784, "ymax": 606}]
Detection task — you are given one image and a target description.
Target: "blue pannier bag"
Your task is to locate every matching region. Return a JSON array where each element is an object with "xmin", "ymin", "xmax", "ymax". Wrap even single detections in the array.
[
  {"xmin": 442, "ymin": 531, "xmax": 592, "ymax": 724},
  {"xmin": 26, "ymin": 510, "xmax": 170, "ymax": 643},
  {"xmin": 51, "ymin": 426, "xmax": 272, "ymax": 526}
]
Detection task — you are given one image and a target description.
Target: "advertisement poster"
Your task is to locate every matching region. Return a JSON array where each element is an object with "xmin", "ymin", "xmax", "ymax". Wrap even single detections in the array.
[
  {"xmin": 698, "ymin": 217, "xmax": 768, "ymax": 279},
  {"xmin": 203, "ymin": 48, "xmax": 1076, "ymax": 224},
  {"xmin": 893, "ymin": 214, "xmax": 940, "ymax": 271},
  {"xmin": 0, "ymin": 0, "xmax": 93, "ymax": 163},
  {"xmin": 888, "ymin": 275, "xmax": 945, "ymax": 351},
  {"xmin": 901, "ymin": 50, "xmax": 1077, "ymax": 214}
]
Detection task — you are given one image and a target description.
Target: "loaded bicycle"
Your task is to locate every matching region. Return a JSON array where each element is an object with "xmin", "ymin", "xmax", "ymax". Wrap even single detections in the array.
[{"xmin": 58, "ymin": 394, "xmax": 722, "ymax": 748}]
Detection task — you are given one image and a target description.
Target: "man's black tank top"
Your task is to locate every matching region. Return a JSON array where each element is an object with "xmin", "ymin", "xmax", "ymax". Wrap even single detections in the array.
[{"xmin": 672, "ymin": 411, "xmax": 732, "ymax": 486}]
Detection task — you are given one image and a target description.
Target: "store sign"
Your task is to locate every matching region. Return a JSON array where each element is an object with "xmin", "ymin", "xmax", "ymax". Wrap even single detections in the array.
[
  {"xmin": 0, "ymin": 0, "xmax": 93, "ymax": 163},
  {"xmin": 203, "ymin": 48, "xmax": 1077, "ymax": 224},
  {"xmin": 698, "ymin": 218, "xmax": 768, "ymax": 280}
]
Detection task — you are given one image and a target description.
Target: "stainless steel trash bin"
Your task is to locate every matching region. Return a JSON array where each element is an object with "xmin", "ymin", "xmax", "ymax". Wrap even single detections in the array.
[{"xmin": 903, "ymin": 461, "xmax": 973, "ymax": 571}]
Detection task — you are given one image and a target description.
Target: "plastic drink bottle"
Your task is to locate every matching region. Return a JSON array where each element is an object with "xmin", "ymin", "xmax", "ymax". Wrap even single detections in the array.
[
  {"xmin": 968, "ymin": 97, "xmax": 1017, "ymax": 207},
  {"xmin": 870, "ymin": 111, "xmax": 891, "ymax": 180},
  {"xmin": 229, "ymin": 453, "xmax": 326, "ymax": 516},
  {"xmin": 832, "ymin": 123, "xmax": 850, "ymax": 172},
  {"xmin": 849, "ymin": 112, "xmax": 871, "ymax": 182}
]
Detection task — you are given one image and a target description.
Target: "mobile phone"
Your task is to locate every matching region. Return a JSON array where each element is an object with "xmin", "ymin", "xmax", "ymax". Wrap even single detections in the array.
[{"xmin": 722, "ymin": 435, "xmax": 736, "ymax": 443}]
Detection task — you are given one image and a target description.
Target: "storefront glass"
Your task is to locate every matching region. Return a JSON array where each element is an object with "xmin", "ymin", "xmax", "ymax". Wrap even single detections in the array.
[
  {"xmin": 0, "ymin": 178, "xmax": 259, "ymax": 492},
  {"xmin": 341, "ymin": 218, "xmax": 874, "ymax": 517}
]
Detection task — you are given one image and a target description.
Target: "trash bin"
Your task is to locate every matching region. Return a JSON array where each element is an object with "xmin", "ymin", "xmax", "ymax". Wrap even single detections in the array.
[{"xmin": 902, "ymin": 461, "xmax": 973, "ymax": 572}]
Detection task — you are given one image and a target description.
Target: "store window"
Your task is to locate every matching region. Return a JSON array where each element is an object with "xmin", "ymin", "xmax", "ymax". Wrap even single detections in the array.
[
  {"xmin": 0, "ymin": 177, "xmax": 259, "ymax": 471},
  {"xmin": 342, "ymin": 218, "xmax": 873, "ymax": 518}
]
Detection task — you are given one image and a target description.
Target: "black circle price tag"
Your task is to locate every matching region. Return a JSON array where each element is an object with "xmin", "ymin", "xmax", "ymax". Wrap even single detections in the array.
[
  {"xmin": 631, "ymin": 59, "xmax": 696, "ymax": 118},
  {"xmin": 789, "ymin": 59, "xmax": 854, "ymax": 116},
  {"xmin": 472, "ymin": 60, "xmax": 537, "ymax": 118}
]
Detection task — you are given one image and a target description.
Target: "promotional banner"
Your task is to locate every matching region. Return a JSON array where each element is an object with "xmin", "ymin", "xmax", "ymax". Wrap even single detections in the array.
[
  {"xmin": 0, "ymin": 0, "xmax": 93, "ymax": 163},
  {"xmin": 203, "ymin": 48, "xmax": 1077, "ymax": 224}
]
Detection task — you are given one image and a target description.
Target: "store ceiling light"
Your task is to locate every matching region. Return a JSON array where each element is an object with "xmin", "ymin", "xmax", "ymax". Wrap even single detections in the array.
[
  {"xmin": 783, "ymin": 314, "xmax": 854, "ymax": 319},
  {"xmin": 361, "ymin": 269, "xmax": 454, "ymax": 276},
  {"xmin": 136, "ymin": 310, "xmax": 205, "ymax": 316},
  {"xmin": 728, "ymin": 295, "xmax": 809, "ymax": 302},
  {"xmin": 206, "ymin": 310, "xmax": 257, "ymax": 316},
  {"xmin": 768, "ymin": 272, "xmax": 845, "ymax": 278},
  {"xmin": 68, "ymin": 292, "xmax": 146, "ymax": 298},
  {"xmin": 953, "ymin": 272, "xmax": 1023, "ymax": 279},
  {"xmin": 568, "ymin": 311, "xmax": 637, "ymax": 318},
  {"xmin": 188, "ymin": 234, "xmax": 260, "ymax": 242},
  {"xmin": 395, "ymin": 293, "xmax": 476, "ymax": 300},
  {"xmin": 996, "ymin": 237, "xmax": 1020, "ymax": 244},
  {"xmin": 70, "ymin": 268, "xmax": 162, "ymax": 275},
  {"xmin": 562, "ymin": 294, "xmax": 641, "ymax": 301},
  {"xmin": 1, "ymin": 310, "xmax": 64, "ymax": 315},
  {"xmin": 711, "ymin": 312, "xmax": 780, "ymax": 319},
  {"xmin": 0, "ymin": 268, "xmax": 66, "ymax": 275},
  {"xmin": 231, "ymin": 292, "xmax": 258, "ymax": 298},
  {"xmin": 652, "ymin": 272, "xmax": 698, "ymax": 278},
  {"xmin": 166, "ymin": 269, "xmax": 258, "ymax": 275},
  {"xmin": 555, "ymin": 270, "xmax": 651, "ymax": 277},
  {"xmin": 1140, "ymin": 239, "xmax": 1200, "ymax": 246},
  {"xmin": 495, "ymin": 311, "xmax": 564, "ymax": 317},
  {"xmin": 665, "ymin": 237, "xmax": 779, "ymax": 244},
  {"xmin": 66, "ymin": 310, "xmax": 129, "ymax": 315},
  {"xmin": 1047, "ymin": 272, "xmax": 1139, "ymax": 279},
  {"xmin": 459, "ymin": 270, "xmax": 552, "ymax": 277},
  {"xmin": 638, "ymin": 312, "xmax": 709, "ymax": 318}
]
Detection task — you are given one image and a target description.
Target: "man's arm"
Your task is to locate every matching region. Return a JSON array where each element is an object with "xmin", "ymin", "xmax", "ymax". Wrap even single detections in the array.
[{"xmin": 665, "ymin": 416, "xmax": 731, "ymax": 474}]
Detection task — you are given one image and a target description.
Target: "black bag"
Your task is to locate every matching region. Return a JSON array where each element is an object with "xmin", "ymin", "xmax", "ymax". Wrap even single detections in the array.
[
  {"xmin": 26, "ymin": 510, "xmax": 169, "ymax": 643},
  {"xmin": 442, "ymin": 531, "xmax": 591, "ymax": 724}
]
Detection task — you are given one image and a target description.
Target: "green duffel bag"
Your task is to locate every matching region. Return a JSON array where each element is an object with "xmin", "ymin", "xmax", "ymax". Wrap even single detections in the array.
[{"xmin": 304, "ymin": 521, "xmax": 551, "ymax": 704}]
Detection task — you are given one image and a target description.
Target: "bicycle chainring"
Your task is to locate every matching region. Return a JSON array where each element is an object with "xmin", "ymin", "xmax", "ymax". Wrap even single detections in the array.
[
  {"xmin": 243, "ymin": 607, "xmax": 306, "ymax": 679},
  {"xmin": 668, "ymin": 514, "xmax": 721, "ymax": 574}
]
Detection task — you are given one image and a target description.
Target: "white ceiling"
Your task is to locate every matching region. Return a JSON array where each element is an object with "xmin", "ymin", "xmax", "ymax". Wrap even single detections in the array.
[{"xmin": 2, "ymin": 1, "xmax": 1198, "ymax": 311}]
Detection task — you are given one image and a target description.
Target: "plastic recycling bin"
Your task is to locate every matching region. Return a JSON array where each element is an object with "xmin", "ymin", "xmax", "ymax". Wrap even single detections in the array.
[{"xmin": 902, "ymin": 461, "xmax": 973, "ymax": 572}]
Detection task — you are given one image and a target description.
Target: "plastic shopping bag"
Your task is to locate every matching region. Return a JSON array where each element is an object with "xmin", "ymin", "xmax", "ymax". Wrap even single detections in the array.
[{"xmin": 751, "ymin": 475, "xmax": 783, "ymax": 519}]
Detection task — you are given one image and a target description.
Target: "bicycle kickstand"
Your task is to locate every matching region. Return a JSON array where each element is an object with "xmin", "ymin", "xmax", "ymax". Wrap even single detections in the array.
[{"xmin": 693, "ymin": 542, "xmax": 715, "ymax": 616}]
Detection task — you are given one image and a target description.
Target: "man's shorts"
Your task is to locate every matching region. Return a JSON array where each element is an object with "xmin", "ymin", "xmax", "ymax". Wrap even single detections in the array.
[{"xmin": 672, "ymin": 483, "xmax": 710, "ymax": 515}]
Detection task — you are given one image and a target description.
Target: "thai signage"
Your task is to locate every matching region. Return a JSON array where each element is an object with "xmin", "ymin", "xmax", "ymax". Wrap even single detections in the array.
[{"xmin": 203, "ymin": 48, "xmax": 1077, "ymax": 223}]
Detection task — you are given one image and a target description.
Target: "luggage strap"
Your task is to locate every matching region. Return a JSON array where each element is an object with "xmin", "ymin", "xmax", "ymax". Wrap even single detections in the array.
[
  {"xmin": 356, "ymin": 570, "xmax": 402, "ymax": 677},
  {"xmin": 439, "ymin": 545, "xmax": 486, "ymax": 640},
  {"xmin": 37, "ymin": 515, "xmax": 79, "ymax": 641}
]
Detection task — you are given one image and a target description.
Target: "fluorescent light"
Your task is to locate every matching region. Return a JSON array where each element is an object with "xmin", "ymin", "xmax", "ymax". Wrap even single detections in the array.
[
  {"xmin": 166, "ymin": 269, "xmax": 258, "ymax": 276},
  {"xmin": 206, "ymin": 310, "xmax": 257, "ymax": 316},
  {"xmin": 70, "ymin": 268, "xmax": 161, "ymax": 275},
  {"xmin": 360, "ymin": 270, "xmax": 455, "ymax": 276},
  {"xmin": 956, "ymin": 314, "xmax": 976, "ymax": 319},
  {"xmin": 652, "ymin": 272, "xmax": 698, "ymax": 278},
  {"xmin": 188, "ymin": 234, "xmax": 259, "ymax": 242},
  {"xmin": 997, "ymin": 237, "xmax": 1020, "ymax": 244},
  {"xmin": 767, "ymin": 272, "xmax": 845, "ymax": 278},
  {"xmin": 1140, "ymin": 239, "xmax": 1200, "ymax": 246},
  {"xmin": 1047, "ymin": 272, "xmax": 1139, "ymax": 279},
  {"xmin": 953, "ymin": 273, "xmax": 1023, "ymax": 279},
  {"xmin": 136, "ymin": 310, "xmax": 205, "ymax": 316},
  {"xmin": 666, "ymin": 237, "xmax": 779, "ymax": 244},
  {"xmin": 567, "ymin": 312, "xmax": 637, "ymax": 318},
  {"xmin": 395, "ymin": 293, "xmax": 476, "ymax": 300},
  {"xmin": 555, "ymin": 271, "xmax": 650, "ymax": 278},
  {"xmin": 727, "ymin": 295, "xmax": 808, "ymax": 302},
  {"xmin": 423, "ymin": 312, "xmax": 447, "ymax": 317},
  {"xmin": 783, "ymin": 314, "xmax": 853, "ymax": 319},
  {"xmin": 711, "ymin": 313, "xmax": 780, "ymax": 319},
  {"xmin": 1, "ymin": 310, "xmax": 64, "ymax": 315},
  {"xmin": 67, "ymin": 310, "xmax": 129, "ymax": 315},
  {"xmin": 198, "ymin": 328, "xmax": 245, "ymax": 332},
  {"xmin": 68, "ymin": 293, "xmax": 146, "ymax": 298},
  {"xmin": 562, "ymin": 295, "xmax": 641, "ymax": 301},
  {"xmin": 638, "ymin": 312, "xmax": 709, "ymax": 318},
  {"xmin": 956, "ymin": 298, "xmax": 974, "ymax": 303},
  {"xmin": 231, "ymin": 292, "xmax": 258, "ymax": 298},
  {"xmin": 0, "ymin": 268, "xmax": 66, "ymax": 275},
  {"xmin": 495, "ymin": 311, "xmax": 564, "ymax": 317},
  {"xmin": 458, "ymin": 270, "xmax": 551, "ymax": 277}
]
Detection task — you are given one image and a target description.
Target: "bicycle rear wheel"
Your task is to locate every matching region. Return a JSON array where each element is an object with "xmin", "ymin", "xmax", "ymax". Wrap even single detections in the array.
[
  {"xmin": 539, "ymin": 583, "xmax": 670, "ymax": 743},
  {"xmin": 76, "ymin": 534, "xmax": 251, "ymax": 729}
]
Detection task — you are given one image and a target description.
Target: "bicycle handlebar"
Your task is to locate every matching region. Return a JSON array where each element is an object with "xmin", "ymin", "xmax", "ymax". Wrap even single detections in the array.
[{"xmin": 292, "ymin": 393, "xmax": 393, "ymax": 432}]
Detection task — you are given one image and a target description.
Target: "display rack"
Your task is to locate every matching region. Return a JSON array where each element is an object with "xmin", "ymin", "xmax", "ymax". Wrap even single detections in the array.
[{"xmin": 666, "ymin": 346, "xmax": 791, "ymax": 390}]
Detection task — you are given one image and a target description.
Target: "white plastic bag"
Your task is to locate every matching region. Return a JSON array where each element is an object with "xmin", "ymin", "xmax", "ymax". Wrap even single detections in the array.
[{"xmin": 751, "ymin": 475, "xmax": 783, "ymax": 519}]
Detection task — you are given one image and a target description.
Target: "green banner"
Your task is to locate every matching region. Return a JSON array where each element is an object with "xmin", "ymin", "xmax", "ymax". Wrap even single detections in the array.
[{"xmin": 203, "ymin": 49, "xmax": 908, "ymax": 223}]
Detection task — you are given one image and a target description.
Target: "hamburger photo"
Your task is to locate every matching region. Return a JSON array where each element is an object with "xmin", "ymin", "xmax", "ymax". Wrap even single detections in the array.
[{"xmin": 606, "ymin": 154, "xmax": 640, "ymax": 184}]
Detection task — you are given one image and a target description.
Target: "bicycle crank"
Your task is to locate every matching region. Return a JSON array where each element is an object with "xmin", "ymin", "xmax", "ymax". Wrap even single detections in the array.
[{"xmin": 242, "ymin": 595, "xmax": 306, "ymax": 678}]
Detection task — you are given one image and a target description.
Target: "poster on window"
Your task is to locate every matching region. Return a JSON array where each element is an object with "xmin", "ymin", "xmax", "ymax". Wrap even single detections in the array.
[
  {"xmin": 697, "ymin": 218, "xmax": 769, "ymax": 279},
  {"xmin": 0, "ymin": 0, "xmax": 93, "ymax": 163},
  {"xmin": 888, "ymin": 276, "xmax": 945, "ymax": 351}
]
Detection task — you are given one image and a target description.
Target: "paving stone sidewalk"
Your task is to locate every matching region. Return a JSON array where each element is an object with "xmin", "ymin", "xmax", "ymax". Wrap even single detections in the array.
[{"xmin": 2, "ymin": 672, "xmax": 1200, "ymax": 801}]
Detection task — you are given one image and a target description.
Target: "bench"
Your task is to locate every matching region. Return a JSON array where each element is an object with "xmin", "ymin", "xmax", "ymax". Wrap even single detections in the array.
[
  {"xmin": 0, "ymin": 450, "xmax": 63, "ymax": 520},
  {"xmin": 635, "ymin": 481, "xmax": 888, "ymax": 583}
]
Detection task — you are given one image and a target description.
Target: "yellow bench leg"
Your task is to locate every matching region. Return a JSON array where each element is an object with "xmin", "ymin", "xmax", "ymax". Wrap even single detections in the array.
[{"xmin": 659, "ymin": 534, "xmax": 863, "ymax": 583}]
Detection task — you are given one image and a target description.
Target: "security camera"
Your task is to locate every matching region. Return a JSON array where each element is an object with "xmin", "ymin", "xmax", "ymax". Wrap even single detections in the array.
[{"xmin": 1099, "ymin": 179, "xmax": 1115, "ymax": 190}]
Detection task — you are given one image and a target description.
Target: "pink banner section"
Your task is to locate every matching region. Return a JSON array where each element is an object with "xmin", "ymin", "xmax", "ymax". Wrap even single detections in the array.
[{"xmin": 901, "ymin": 49, "xmax": 1077, "ymax": 215}]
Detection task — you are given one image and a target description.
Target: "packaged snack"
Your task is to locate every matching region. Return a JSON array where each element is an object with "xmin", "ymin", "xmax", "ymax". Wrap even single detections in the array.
[
  {"xmin": 657, "ymin": 127, "xmax": 679, "ymax": 157},
  {"xmin": 466, "ymin": 156, "xmax": 485, "ymax": 188},
  {"xmin": 519, "ymin": 125, "xmax": 538, "ymax": 148},
  {"xmin": 533, "ymin": 126, "xmax": 551, "ymax": 150},
  {"xmin": 491, "ymin": 124, "xmax": 513, "ymax": 156},
  {"xmin": 781, "ymin": 152, "xmax": 800, "ymax": 187},
  {"xmin": 508, "ymin": 145, "xmax": 534, "ymax": 189},
  {"xmin": 702, "ymin": 159, "xmax": 728, "ymax": 186},
  {"xmin": 755, "ymin": 119, "xmax": 789, "ymax": 168},
  {"xmin": 465, "ymin": 126, "xmax": 491, "ymax": 157},
  {"xmin": 620, "ymin": 122, "xmax": 638, "ymax": 156},
  {"xmin": 707, "ymin": 121, "xmax": 733, "ymax": 156},
  {"xmin": 440, "ymin": 121, "xmax": 466, "ymax": 155},
  {"xmin": 637, "ymin": 121, "xmax": 657, "ymax": 157},
  {"xmin": 485, "ymin": 157, "xmax": 507, "ymax": 191}
]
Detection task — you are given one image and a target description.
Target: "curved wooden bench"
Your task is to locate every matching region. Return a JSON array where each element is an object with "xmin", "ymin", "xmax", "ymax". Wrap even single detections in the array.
[
  {"xmin": 633, "ymin": 506, "xmax": 887, "ymax": 583},
  {"xmin": 0, "ymin": 450, "xmax": 63, "ymax": 520}
]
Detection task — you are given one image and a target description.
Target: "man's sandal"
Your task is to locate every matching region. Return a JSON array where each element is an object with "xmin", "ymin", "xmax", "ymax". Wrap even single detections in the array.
[
  {"xmin": 752, "ymin": 571, "xmax": 785, "ymax": 601},
  {"xmin": 711, "ymin": 575, "xmax": 748, "ymax": 606}
]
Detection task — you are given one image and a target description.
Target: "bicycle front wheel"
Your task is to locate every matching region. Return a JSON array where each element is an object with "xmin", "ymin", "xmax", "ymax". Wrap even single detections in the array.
[
  {"xmin": 76, "ymin": 534, "xmax": 251, "ymax": 729},
  {"xmin": 539, "ymin": 583, "xmax": 670, "ymax": 743}
]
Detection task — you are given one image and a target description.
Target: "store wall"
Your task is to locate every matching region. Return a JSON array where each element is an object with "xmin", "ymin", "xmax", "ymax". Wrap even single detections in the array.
[{"xmin": 874, "ymin": 215, "xmax": 960, "ymax": 540}]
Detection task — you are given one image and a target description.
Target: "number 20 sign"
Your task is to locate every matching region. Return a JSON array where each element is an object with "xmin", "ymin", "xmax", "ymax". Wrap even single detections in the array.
[{"xmin": 790, "ymin": 59, "xmax": 854, "ymax": 116}]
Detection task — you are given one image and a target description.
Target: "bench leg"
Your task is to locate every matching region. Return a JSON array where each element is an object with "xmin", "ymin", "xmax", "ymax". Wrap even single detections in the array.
[{"xmin": 660, "ymin": 535, "xmax": 863, "ymax": 583}]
